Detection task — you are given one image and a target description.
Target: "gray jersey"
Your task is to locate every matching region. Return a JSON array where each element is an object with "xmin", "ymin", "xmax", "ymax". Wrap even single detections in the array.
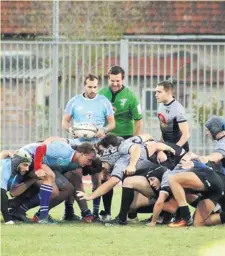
[
  {"xmin": 100, "ymin": 136, "xmax": 145, "ymax": 168},
  {"xmin": 110, "ymin": 136, "xmax": 152, "ymax": 180},
  {"xmin": 215, "ymin": 136, "xmax": 225, "ymax": 172},
  {"xmin": 157, "ymin": 99, "xmax": 189, "ymax": 151},
  {"xmin": 215, "ymin": 136, "xmax": 225, "ymax": 157},
  {"xmin": 160, "ymin": 165, "xmax": 190, "ymax": 196}
]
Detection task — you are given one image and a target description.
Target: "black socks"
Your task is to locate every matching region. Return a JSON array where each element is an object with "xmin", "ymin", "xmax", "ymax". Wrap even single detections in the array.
[{"xmin": 118, "ymin": 187, "xmax": 134, "ymax": 222}]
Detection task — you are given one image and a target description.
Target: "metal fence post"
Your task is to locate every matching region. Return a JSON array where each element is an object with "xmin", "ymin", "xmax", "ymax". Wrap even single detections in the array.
[
  {"xmin": 51, "ymin": 0, "xmax": 59, "ymax": 136},
  {"xmin": 120, "ymin": 39, "xmax": 129, "ymax": 85}
]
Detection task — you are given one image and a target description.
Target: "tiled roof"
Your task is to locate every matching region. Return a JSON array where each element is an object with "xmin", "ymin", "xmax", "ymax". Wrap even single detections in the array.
[
  {"xmin": 1, "ymin": 1, "xmax": 51, "ymax": 35},
  {"xmin": 124, "ymin": 1, "xmax": 225, "ymax": 35},
  {"xmin": 1, "ymin": 1, "xmax": 225, "ymax": 36}
]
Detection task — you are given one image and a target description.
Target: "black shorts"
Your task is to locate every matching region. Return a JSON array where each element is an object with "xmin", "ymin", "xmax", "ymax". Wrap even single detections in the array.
[
  {"xmin": 53, "ymin": 168, "xmax": 70, "ymax": 190},
  {"xmin": 219, "ymin": 194, "xmax": 225, "ymax": 212},
  {"xmin": 148, "ymin": 142, "xmax": 186, "ymax": 170},
  {"xmin": 123, "ymin": 163, "xmax": 165, "ymax": 180},
  {"xmin": 121, "ymin": 168, "xmax": 151, "ymax": 182},
  {"xmin": 191, "ymin": 168, "xmax": 225, "ymax": 205}
]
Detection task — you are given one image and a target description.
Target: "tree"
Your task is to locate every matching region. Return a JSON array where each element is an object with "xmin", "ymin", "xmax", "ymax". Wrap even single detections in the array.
[{"xmin": 192, "ymin": 92, "xmax": 224, "ymax": 130}]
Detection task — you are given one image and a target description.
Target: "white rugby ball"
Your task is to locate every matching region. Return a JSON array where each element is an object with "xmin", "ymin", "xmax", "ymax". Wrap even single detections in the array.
[{"xmin": 71, "ymin": 123, "xmax": 98, "ymax": 138}]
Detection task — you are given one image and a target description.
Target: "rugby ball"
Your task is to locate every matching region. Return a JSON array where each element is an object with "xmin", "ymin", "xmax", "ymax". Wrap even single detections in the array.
[{"xmin": 70, "ymin": 123, "xmax": 98, "ymax": 139}]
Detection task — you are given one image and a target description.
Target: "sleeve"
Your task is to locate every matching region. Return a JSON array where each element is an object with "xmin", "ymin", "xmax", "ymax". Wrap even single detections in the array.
[
  {"xmin": 110, "ymin": 156, "xmax": 129, "ymax": 180},
  {"xmin": 129, "ymin": 136, "xmax": 143, "ymax": 144},
  {"xmin": 8, "ymin": 174, "xmax": 23, "ymax": 191},
  {"xmin": 215, "ymin": 140, "xmax": 225, "ymax": 157},
  {"xmin": 118, "ymin": 140, "xmax": 135, "ymax": 155},
  {"xmin": 103, "ymin": 97, "xmax": 114, "ymax": 117},
  {"xmin": 193, "ymin": 160, "xmax": 210, "ymax": 169},
  {"xmin": 175, "ymin": 103, "xmax": 187, "ymax": 123},
  {"xmin": 34, "ymin": 144, "xmax": 47, "ymax": 171},
  {"xmin": 64, "ymin": 97, "xmax": 75, "ymax": 116},
  {"xmin": 130, "ymin": 92, "xmax": 143, "ymax": 120},
  {"xmin": 160, "ymin": 171, "xmax": 171, "ymax": 196}
]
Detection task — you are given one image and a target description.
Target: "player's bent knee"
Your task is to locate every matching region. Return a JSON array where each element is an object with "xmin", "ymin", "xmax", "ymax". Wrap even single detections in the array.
[{"xmin": 65, "ymin": 183, "xmax": 75, "ymax": 196}]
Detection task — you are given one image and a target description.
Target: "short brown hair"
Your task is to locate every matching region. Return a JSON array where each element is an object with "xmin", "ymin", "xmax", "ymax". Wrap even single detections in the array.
[
  {"xmin": 76, "ymin": 142, "xmax": 96, "ymax": 155},
  {"xmin": 84, "ymin": 74, "xmax": 99, "ymax": 86},
  {"xmin": 108, "ymin": 66, "xmax": 125, "ymax": 79},
  {"xmin": 157, "ymin": 80, "xmax": 174, "ymax": 91}
]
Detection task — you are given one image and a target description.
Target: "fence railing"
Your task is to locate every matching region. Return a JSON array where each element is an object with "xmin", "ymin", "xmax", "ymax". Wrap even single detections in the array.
[{"xmin": 1, "ymin": 40, "xmax": 225, "ymax": 154}]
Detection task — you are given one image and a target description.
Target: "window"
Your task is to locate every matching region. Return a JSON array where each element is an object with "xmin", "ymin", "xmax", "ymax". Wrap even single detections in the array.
[
  {"xmin": 45, "ymin": 96, "xmax": 49, "ymax": 107},
  {"xmin": 143, "ymin": 89, "xmax": 158, "ymax": 112}
]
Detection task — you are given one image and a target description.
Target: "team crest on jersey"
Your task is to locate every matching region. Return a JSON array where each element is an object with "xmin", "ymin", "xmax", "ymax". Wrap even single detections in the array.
[
  {"xmin": 86, "ymin": 112, "xmax": 93, "ymax": 120},
  {"xmin": 99, "ymin": 145, "xmax": 120, "ymax": 167},
  {"xmin": 120, "ymin": 98, "xmax": 127, "ymax": 107},
  {"xmin": 158, "ymin": 113, "xmax": 167, "ymax": 127}
]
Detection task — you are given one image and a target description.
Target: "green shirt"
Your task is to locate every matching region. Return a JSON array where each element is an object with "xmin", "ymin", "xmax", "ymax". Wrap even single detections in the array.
[{"xmin": 99, "ymin": 86, "xmax": 142, "ymax": 136}]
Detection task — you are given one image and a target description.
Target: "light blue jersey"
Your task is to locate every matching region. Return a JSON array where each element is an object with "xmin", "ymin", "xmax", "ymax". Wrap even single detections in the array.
[
  {"xmin": 22, "ymin": 142, "xmax": 42, "ymax": 157},
  {"xmin": 44, "ymin": 141, "xmax": 79, "ymax": 169},
  {"xmin": 0, "ymin": 158, "xmax": 12, "ymax": 190},
  {"xmin": 65, "ymin": 94, "xmax": 114, "ymax": 144},
  {"xmin": 22, "ymin": 141, "xmax": 79, "ymax": 171},
  {"xmin": 65, "ymin": 94, "xmax": 114, "ymax": 127}
]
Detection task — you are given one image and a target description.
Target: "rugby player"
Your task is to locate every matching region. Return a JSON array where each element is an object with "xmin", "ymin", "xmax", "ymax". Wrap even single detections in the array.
[{"xmin": 62, "ymin": 73, "xmax": 115, "ymax": 221}]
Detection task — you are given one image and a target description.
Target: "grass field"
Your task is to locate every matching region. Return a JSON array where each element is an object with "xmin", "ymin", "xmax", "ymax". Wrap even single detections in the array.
[{"xmin": 1, "ymin": 187, "xmax": 225, "ymax": 256}]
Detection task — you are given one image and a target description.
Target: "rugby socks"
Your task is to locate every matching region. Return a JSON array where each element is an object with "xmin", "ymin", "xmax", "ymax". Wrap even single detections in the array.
[
  {"xmin": 136, "ymin": 204, "xmax": 155, "ymax": 213},
  {"xmin": 189, "ymin": 197, "xmax": 201, "ymax": 208},
  {"xmin": 174, "ymin": 207, "xmax": 181, "ymax": 221},
  {"xmin": 131, "ymin": 204, "xmax": 155, "ymax": 220},
  {"xmin": 92, "ymin": 188, "xmax": 101, "ymax": 217},
  {"xmin": 220, "ymin": 212, "xmax": 225, "ymax": 224},
  {"xmin": 64, "ymin": 201, "xmax": 74, "ymax": 217},
  {"xmin": 102, "ymin": 180, "xmax": 113, "ymax": 215},
  {"xmin": 39, "ymin": 184, "xmax": 53, "ymax": 219},
  {"xmin": 179, "ymin": 206, "xmax": 191, "ymax": 221},
  {"xmin": 1, "ymin": 188, "xmax": 12, "ymax": 222},
  {"xmin": 118, "ymin": 187, "xmax": 134, "ymax": 222}
]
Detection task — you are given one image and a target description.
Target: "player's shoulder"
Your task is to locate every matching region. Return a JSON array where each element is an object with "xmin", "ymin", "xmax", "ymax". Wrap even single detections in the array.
[
  {"xmin": 123, "ymin": 86, "xmax": 136, "ymax": 97},
  {"xmin": 1, "ymin": 157, "xmax": 11, "ymax": 168},
  {"xmin": 215, "ymin": 137, "xmax": 225, "ymax": 151},
  {"xmin": 68, "ymin": 94, "xmax": 83, "ymax": 103},
  {"xmin": 97, "ymin": 94, "xmax": 110, "ymax": 101},
  {"xmin": 172, "ymin": 99, "xmax": 185, "ymax": 109}
]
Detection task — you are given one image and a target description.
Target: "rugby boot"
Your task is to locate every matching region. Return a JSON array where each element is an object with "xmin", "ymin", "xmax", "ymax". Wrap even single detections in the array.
[{"xmin": 168, "ymin": 217, "xmax": 193, "ymax": 227}]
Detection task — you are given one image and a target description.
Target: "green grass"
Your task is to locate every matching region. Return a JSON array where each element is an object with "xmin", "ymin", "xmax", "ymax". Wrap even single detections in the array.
[{"xmin": 1, "ymin": 187, "xmax": 225, "ymax": 256}]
